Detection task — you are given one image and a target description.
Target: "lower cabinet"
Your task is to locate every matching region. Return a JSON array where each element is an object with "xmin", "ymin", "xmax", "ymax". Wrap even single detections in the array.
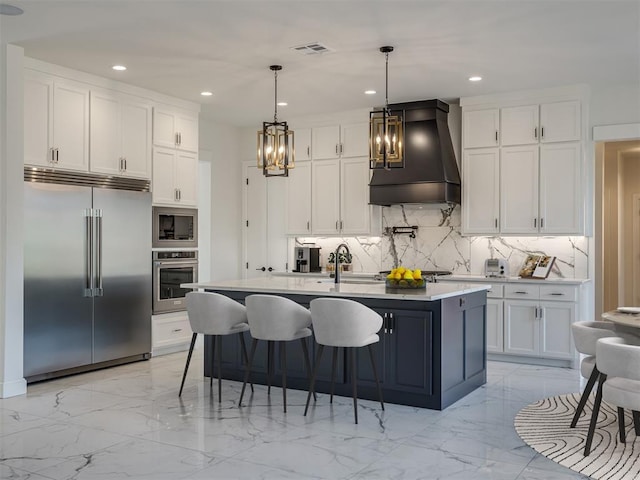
[
  {"xmin": 486, "ymin": 298, "xmax": 504, "ymax": 353},
  {"xmin": 152, "ymin": 312, "xmax": 193, "ymax": 356}
]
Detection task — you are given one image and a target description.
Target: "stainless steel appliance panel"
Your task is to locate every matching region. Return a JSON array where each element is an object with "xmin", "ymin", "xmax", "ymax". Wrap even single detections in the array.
[
  {"xmin": 24, "ymin": 183, "xmax": 94, "ymax": 377},
  {"xmin": 152, "ymin": 251, "xmax": 198, "ymax": 314},
  {"xmin": 152, "ymin": 206, "xmax": 198, "ymax": 248},
  {"xmin": 93, "ymin": 188, "xmax": 152, "ymax": 363}
]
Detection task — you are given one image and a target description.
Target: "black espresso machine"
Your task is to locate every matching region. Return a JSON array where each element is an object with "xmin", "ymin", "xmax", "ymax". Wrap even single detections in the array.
[{"xmin": 293, "ymin": 246, "xmax": 321, "ymax": 273}]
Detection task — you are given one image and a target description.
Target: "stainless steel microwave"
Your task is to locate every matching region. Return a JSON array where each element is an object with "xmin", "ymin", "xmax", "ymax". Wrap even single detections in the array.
[{"xmin": 152, "ymin": 206, "xmax": 198, "ymax": 249}]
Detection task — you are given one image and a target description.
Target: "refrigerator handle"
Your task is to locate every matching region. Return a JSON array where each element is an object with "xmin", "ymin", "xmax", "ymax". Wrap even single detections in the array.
[
  {"xmin": 94, "ymin": 209, "xmax": 104, "ymax": 297},
  {"xmin": 84, "ymin": 209, "xmax": 93, "ymax": 297}
]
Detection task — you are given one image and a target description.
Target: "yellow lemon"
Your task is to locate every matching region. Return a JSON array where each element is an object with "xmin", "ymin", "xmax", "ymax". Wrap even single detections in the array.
[
  {"xmin": 413, "ymin": 269, "xmax": 422, "ymax": 280},
  {"xmin": 397, "ymin": 266, "xmax": 406, "ymax": 275},
  {"xmin": 394, "ymin": 272, "xmax": 402, "ymax": 280},
  {"xmin": 403, "ymin": 271, "xmax": 414, "ymax": 280},
  {"xmin": 386, "ymin": 272, "xmax": 394, "ymax": 280}
]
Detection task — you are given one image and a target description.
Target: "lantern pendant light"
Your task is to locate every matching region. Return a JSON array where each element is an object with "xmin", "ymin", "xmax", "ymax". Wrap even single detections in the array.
[
  {"xmin": 369, "ymin": 46, "xmax": 404, "ymax": 170},
  {"xmin": 257, "ymin": 65, "xmax": 294, "ymax": 177}
]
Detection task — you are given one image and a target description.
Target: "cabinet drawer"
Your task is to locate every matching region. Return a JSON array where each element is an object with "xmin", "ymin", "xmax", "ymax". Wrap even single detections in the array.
[
  {"xmin": 486, "ymin": 284, "xmax": 504, "ymax": 298},
  {"xmin": 504, "ymin": 284, "xmax": 540, "ymax": 299},
  {"xmin": 540, "ymin": 285, "xmax": 577, "ymax": 302},
  {"xmin": 153, "ymin": 316, "xmax": 192, "ymax": 348}
]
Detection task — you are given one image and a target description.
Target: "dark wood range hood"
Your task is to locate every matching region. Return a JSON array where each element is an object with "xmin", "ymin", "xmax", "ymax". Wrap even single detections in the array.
[{"xmin": 369, "ymin": 99, "xmax": 461, "ymax": 206}]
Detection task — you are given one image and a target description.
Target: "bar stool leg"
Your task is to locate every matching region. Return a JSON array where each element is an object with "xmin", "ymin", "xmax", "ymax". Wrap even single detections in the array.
[
  {"xmin": 280, "ymin": 342, "xmax": 287, "ymax": 413},
  {"xmin": 239, "ymin": 339, "xmax": 258, "ymax": 407},
  {"xmin": 368, "ymin": 344, "xmax": 384, "ymax": 411},
  {"xmin": 330, "ymin": 347, "xmax": 338, "ymax": 404},
  {"xmin": 618, "ymin": 407, "xmax": 626, "ymax": 443},
  {"xmin": 216, "ymin": 335, "xmax": 223, "ymax": 403},
  {"xmin": 300, "ymin": 338, "xmax": 316, "ymax": 401},
  {"xmin": 304, "ymin": 344, "xmax": 324, "ymax": 416},
  {"xmin": 633, "ymin": 410, "xmax": 640, "ymax": 436},
  {"xmin": 351, "ymin": 347, "xmax": 358, "ymax": 424},
  {"xmin": 179, "ymin": 333, "xmax": 198, "ymax": 396},
  {"xmin": 584, "ymin": 373, "xmax": 607, "ymax": 456},
  {"xmin": 571, "ymin": 366, "xmax": 600, "ymax": 428},
  {"xmin": 210, "ymin": 334, "xmax": 216, "ymax": 388},
  {"xmin": 267, "ymin": 341, "xmax": 274, "ymax": 396},
  {"xmin": 238, "ymin": 332, "xmax": 254, "ymax": 393}
]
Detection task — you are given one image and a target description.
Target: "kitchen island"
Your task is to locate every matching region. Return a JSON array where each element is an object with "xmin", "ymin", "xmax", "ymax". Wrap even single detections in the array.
[{"xmin": 182, "ymin": 277, "xmax": 490, "ymax": 410}]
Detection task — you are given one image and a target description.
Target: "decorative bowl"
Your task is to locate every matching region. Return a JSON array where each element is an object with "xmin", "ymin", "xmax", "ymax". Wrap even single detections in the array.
[{"xmin": 385, "ymin": 277, "xmax": 427, "ymax": 289}]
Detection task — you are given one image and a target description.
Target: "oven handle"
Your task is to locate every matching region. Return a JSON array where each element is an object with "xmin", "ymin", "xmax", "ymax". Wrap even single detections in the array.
[{"xmin": 154, "ymin": 261, "xmax": 199, "ymax": 267}]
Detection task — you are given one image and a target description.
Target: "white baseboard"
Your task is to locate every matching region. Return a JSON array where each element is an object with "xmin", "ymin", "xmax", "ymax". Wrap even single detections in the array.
[{"xmin": 0, "ymin": 377, "xmax": 27, "ymax": 398}]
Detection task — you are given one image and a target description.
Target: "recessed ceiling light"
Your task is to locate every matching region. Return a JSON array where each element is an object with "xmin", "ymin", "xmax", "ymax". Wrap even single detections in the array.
[
  {"xmin": 364, "ymin": 90, "xmax": 376, "ymax": 95},
  {"xmin": 277, "ymin": 102, "xmax": 288, "ymax": 106},
  {"xmin": 201, "ymin": 91, "xmax": 213, "ymax": 96},
  {"xmin": 469, "ymin": 76, "xmax": 482, "ymax": 82},
  {"xmin": 0, "ymin": 4, "xmax": 24, "ymax": 15},
  {"xmin": 112, "ymin": 65, "xmax": 127, "ymax": 71}
]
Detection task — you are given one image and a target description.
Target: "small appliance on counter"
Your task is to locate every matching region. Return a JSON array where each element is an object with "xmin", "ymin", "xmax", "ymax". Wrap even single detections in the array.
[
  {"xmin": 484, "ymin": 258, "xmax": 509, "ymax": 277},
  {"xmin": 293, "ymin": 246, "xmax": 321, "ymax": 273}
]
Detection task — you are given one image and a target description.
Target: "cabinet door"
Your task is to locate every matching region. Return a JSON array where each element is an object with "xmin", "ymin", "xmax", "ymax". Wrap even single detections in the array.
[
  {"xmin": 286, "ymin": 162, "xmax": 312, "ymax": 235},
  {"xmin": 153, "ymin": 108, "xmax": 177, "ymax": 148},
  {"xmin": 486, "ymin": 299, "xmax": 504, "ymax": 353},
  {"xmin": 152, "ymin": 147, "xmax": 177, "ymax": 205},
  {"xmin": 312, "ymin": 125, "xmax": 340, "ymax": 159},
  {"xmin": 311, "ymin": 159, "xmax": 340, "ymax": 234},
  {"xmin": 540, "ymin": 101, "xmax": 581, "ymax": 143},
  {"xmin": 504, "ymin": 300, "xmax": 539, "ymax": 356},
  {"xmin": 266, "ymin": 176, "xmax": 288, "ymax": 273},
  {"xmin": 340, "ymin": 123, "xmax": 369, "ymax": 158},
  {"xmin": 463, "ymin": 109, "xmax": 499, "ymax": 148},
  {"xmin": 24, "ymin": 71, "xmax": 53, "ymax": 167},
  {"xmin": 540, "ymin": 301, "xmax": 575, "ymax": 359},
  {"xmin": 462, "ymin": 148, "xmax": 499, "ymax": 234},
  {"xmin": 500, "ymin": 105, "xmax": 538, "ymax": 146},
  {"xmin": 500, "ymin": 146, "xmax": 539, "ymax": 234},
  {"xmin": 294, "ymin": 127, "xmax": 312, "ymax": 162},
  {"xmin": 175, "ymin": 112, "xmax": 199, "ymax": 153},
  {"xmin": 90, "ymin": 90, "xmax": 121, "ymax": 175},
  {"xmin": 244, "ymin": 165, "xmax": 268, "ymax": 278},
  {"xmin": 121, "ymin": 96, "xmax": 152, "ymax": 179},
  {"xmin": 539, "ymin": 143, "xmax": 582, "ymax": 234},
  {"xmin": 340, "ymin": 158, "xmax": 370, "ymax": 234},
  {"xmin": 52, "ymin": 80, "xmax": 90, "ymax": 171},
  {"xmin": 174, "ymin": 151, "xmax": 198, "ymax": 206}
]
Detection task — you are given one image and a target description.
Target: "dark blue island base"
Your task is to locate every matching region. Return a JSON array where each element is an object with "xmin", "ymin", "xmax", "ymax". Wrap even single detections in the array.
[{"xmin": 202, "ymin": 290, "xmax": 487, "ymax": 410}]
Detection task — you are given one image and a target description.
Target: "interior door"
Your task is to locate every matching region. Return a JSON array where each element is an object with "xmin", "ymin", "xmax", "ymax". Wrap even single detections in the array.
[
  {"xmin": 244, "ymin": 163, "xmax": 267, "ymax": 278},
  {"xmin": 92, "ymin": 188, "xmax": 152, "ymax": 362},
  {"xmin": 24, "ymin": 182, "xmax": 94, "ymax": 377}
]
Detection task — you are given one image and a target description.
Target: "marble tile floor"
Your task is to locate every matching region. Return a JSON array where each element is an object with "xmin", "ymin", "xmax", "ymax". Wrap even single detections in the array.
[{"xmin": 0, "ymin": 350, "xmax": 592, "ymax": 480}]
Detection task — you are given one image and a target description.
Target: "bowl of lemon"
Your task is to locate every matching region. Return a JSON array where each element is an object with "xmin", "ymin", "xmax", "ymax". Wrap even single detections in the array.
[{"xmin": 385, "ymin": 267, "xmax": 427, "ymax": 289}]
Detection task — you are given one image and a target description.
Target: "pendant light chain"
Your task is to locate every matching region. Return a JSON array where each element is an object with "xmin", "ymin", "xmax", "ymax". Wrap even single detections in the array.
[
  {"xmin": 385, "ymin": 50, "xmax": 390, "ymax": 112},
  {"xmin": 273, "ymin": 68, "xmax": 278, "ymax": 123}
]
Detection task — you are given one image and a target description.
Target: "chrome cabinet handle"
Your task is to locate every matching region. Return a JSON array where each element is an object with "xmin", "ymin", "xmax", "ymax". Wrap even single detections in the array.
[
  {"xmin": 495, "ymin": 131, "xmax": 498, "ymax": 143},
  {"xmin": 307, "ymin": 146, "xmax": 310, "ymax": 157},
  {"xmin": 389, "ymin": 312, "xmax": 394, "ymax": 334},
  {"xmin": 174, "ymin": 189, "xmax": 178, "ymax": 201},
  {"xmin": 540, "ymin": 218, "xmax": 544, "ymax": 228},
  {"xmin": 50, "ymin": 147, "xmax": 55, "ymax": 164},
  {"xmin": 172, "ymin": 328, "xmax": 183, "ymax": 333},
  {"xmin": 534, "ymin": 127, "xmax": 537, "ymax": 139},
  {"xmin": 84, "ymin": 209, "xmax": 93, "ymax": 296},
  {"xmin": 383, "ymin": 313, "xmax": 388, "ymax": 334},
  {"xmin": 306, "ymin": 221, "xmax": 310, "ymax": 231},
  {"xmin": 541, "ymin": 127, "xmax": 544, "ymax": 139},
  {"xmin": 514, "ymin": 291, "xmax": 528, "ymax": 295},
  {"xmin": 335, "ymin": 220, "xmax": 339, "ymax": 231},
  {"xmin": 495, "ymin": 218, "xmax": 498, "ymax": 228},
  {"xmin": 550, "ymin": 292, "xmax": 565, "ymax": 296},
  {"xmin": 55, "ymin": 148, "xmax": 59, "ymax": 163},
  {"xmin": 124, "ymin": 158, "xmax": 127, "ymax": 171},
  {"xmin": 534, "ymin": 218, "xmax": 537, "ymax": 228}
]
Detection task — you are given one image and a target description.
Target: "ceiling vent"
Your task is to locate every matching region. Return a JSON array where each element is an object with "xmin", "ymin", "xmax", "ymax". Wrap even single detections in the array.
[{"xmin": 291, "ymin": 42, "xmax": 333, "ymax": 55}]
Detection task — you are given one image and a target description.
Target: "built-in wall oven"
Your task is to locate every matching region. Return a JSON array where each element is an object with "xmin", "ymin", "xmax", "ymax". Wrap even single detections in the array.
[
  {"xmin": 152, "ymin": 251, "xmax": 198, "ymax": 314},
  {"xmin": 152, "ymin": 206, "xmax": 198, "ymax": 249}
]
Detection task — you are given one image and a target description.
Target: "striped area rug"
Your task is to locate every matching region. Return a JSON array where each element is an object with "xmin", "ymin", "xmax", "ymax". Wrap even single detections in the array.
[{"xmin": 515, "ymin": 393, "xmax": 640, "ymax": 479}]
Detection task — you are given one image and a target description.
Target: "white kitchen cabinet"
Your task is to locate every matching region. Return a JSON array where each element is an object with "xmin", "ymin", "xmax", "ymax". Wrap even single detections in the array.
[
  {"xmin": 294, "ymin": 127, "xmax": 312, "ymax": 162},
  {"xmin": 152, "ymin": 311, "xmax": 193, "ymax": 356},
  {"xmin": 243, "ymin": 162, "xmax": 288, "ymax": 278},
  {"xmin": 462, "ymin": 109, "xmax": 499, "ymax": 148},
  {"xmin": 500, "ymin": 105, "xmax": 539, "ymax": 146},
  {"xmin": 504, "ymin": 300, "xmax": 539, "ymax": 356},
  {"xmin": 462, "ymin": 148, "xmax": 500, "ymax": 234},
  {"xmin": 540, "ymin": 301, "xmax": 576, "ymax": 359},
  {"xmin": 311, "ymin": 159, "xmax": 341, "ymax": 234},
  {"xmin": 311, "ymin": 122, "xmax": 368, "ymax": 160},
  {"xmin": 153, "ymin": 107, "xmax": 199, "ymax": 152},
  {"xmin": 486, "ymin": 298, "xmax": 504, "ymax": 353},
  {"xmin": 152, "ymin": 147, "xmax": 197, "ymax": 206},
  {"xmin": 285, "ymin": 162, "xmax": 312, "ymax": 235},
  {"xmin": 24, "ymin": 70, "xmax": 89, "ymax": 171},
  {"xmin": 312, "ymin": 125, "xmax": 341, "ymax": 160},
  {"xmin": 539, "ymin": 101, "xmax": 581, "ymax": 143},
  {"xmin": 500, "ymin": 146, "xmax": 539, "ymax": 234},
  {"xmin": 90, "ymin": 90, "xmax": 151, "ymax": 179}
]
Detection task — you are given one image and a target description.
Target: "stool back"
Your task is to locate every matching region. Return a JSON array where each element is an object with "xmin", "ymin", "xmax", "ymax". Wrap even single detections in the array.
[
  {"xmin": 571, "ymin": 321, "xmax": 615, "ymax": 356},
  {"xmin": 245, "ymin": 294, "xmax": 311, "ymax": 341},
  {"xmin": 185, "ymin": 291, "xmax": 248, "ymax": 335},
  {"xmin": 310, "ymin": 298, "xmax": 382, "ymax": 347}
]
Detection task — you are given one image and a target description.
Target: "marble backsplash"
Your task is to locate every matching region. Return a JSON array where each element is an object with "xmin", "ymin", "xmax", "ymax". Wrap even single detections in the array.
[{"xmin": 295, "ymin": 204, "xmax": 589, "ymax": 279}]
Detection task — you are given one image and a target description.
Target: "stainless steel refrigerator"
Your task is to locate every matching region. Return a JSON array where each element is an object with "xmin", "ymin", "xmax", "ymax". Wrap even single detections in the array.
[{"xmin": 24, "ymin": 170, "xmax": 152, "ymax": 380}]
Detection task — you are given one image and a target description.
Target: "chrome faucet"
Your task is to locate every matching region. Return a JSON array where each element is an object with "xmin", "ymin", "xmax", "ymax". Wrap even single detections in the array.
[{"xmin": 333, "ymin": 243, "xmax": 350, "ymax": 284}]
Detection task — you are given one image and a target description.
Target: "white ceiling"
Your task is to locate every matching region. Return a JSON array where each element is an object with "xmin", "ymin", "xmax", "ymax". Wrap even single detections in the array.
[{"xmin": 1, "ymin": 0, "xmax": 639, "ymax": 126}]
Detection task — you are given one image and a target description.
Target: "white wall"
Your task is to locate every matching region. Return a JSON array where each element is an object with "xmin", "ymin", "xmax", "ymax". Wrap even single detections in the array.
[
  {"xmin": 198, "ymin": 119, "xmax": 243, "ymax": 280},
  {"xmin": 591, "ymin": 83, "xmax": 640, "ymax": 128}
]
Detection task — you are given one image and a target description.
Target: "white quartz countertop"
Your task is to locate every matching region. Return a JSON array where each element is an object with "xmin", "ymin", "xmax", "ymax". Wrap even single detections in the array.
[
  {"xmin": 182, "ymin": 277, "xmax": 491, "ymax": 301},
  {"xmin": 439, "ymin": 275, "xmax": 591, "ymax": 285}
]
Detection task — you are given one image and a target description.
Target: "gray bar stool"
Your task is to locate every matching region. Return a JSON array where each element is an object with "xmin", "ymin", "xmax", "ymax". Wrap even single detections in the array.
[
  {"xmin": 179, "ymin": 291, "xmax": 252, "ymax": 400},
  {"xmin": 305, "ymin": 297, "xmax": 384, "ymax": 424},
  {"xmin": 238, "ymin": 294, "xmax": 315, "ymax": 413},
  {"xmin": 570, "ymin": 320, "xmax": 616, "ymax": 427}
]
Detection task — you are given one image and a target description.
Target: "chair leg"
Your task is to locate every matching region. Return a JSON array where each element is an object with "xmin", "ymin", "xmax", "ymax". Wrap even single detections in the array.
[
  {"xmin": 330, "ymin": 347, "xmax": 338, "ymax": 404},
  {"xmin": 571, "ymin": 365, "xmax": 600, "ymax": 428},
  {"xmin": 178, "ymin": 333, "xmax": 198, "ymax": 396},
  {"xmin": 300, "ymin": 338, "xmax": 316, "ymax": 401},
  {"xmin": 351, "ymin": 347, "xmax": 358, "ymax": 424},
  {"xmin": 584, "ymin": 373, "xmax": 607, "ymax": 456},
  {"xmin": 618, "ymin": 407, "xmax": 626, "ymax": 443},
  {"xmin": 633, "ymin": 410, "xmax": 640, "ymax": 436},
  {"xmin": 304, "ymin": 344, "xmax": 324, "ymax": 416},
  {"xmin": 210, "ymin": 334, "xmax": 216, "ymax": 388},
  {"xmin": 238, "ymin": 332, "xmax": 254, "ymax": 393},
  {"xmin": 267, "ymin": 341, "xmax": 274, "ymax": 396},
  {"xmin": 216, "ymin": 335, "xmax": 223, "ymax": 403},
  {"xmin": 368, "ymin": 344, "xmax": 384, "ymax": 411},
  {"xmin": 281, "ymin": 342, "xmax": 287, "ymax": 413},
  {"xmin": 239, "ymin": 339, "xmax": 258, "ymax": 407}
]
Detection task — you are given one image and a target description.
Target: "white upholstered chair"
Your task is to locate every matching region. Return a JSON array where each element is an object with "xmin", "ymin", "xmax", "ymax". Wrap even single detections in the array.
[
  {"xmin": 238, "ymin": 295, "xmax": 315, "ymax": 413},
  {"xmin": 570, "ymin": 321, "xmax": 616, "ymax": 428},
  {"xmin": 305, "ymin": 298, "xmax": 384, "ymax": 424},
  {"xmin": 584, "ymin": 337, "xmax": 640, "ymax": 456},
  {"xmin": 179, "ymin": 291, "xmax": 252, "ymax": 400}
]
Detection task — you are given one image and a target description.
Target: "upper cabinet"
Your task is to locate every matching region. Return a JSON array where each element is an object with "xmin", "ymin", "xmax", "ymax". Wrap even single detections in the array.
[
  {"xmin": 152, "ymin": 147, "xmax": 198, "ymax": 207},
  {"xmin": 311, "ymin": 122, "xmax": 369, "ymax": 160},
  {"xmin": 462, "ymin": 109, "xmax": 499, "ymax": 148},
  {"xmin": 90, "ymin": 89, "xmax": 152, "ymax": 179},
  {"xmin": 24, "ymin": 69, "xmax": 90, "ymax": 171},
  {"xmin": 293, "ymin": 127, "xmax": 312, "ymax": 162},
  {"xmin": 285, "ymin": 162, "xmax": 312, "ymax": 235},
  {"xmin": 153, "ymin": 107, "xmax": 199, "ymax": 153}
]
